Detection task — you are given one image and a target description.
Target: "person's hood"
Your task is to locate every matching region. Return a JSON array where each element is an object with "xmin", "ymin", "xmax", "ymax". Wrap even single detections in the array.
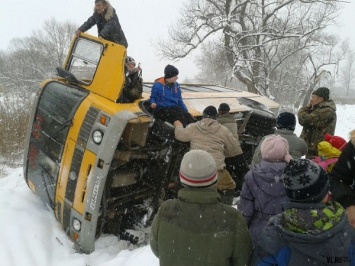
[
  {"xmin": 274, "ymin": 128, "xmax": 295, "ymax": 135},
  {"xmin": 94, "ymin": 1, "xmax": 114, "ymax": 20},
  {"xmin": 251, "ymin": 161, "xmax": 287, "ymax": 196},
  {"xmin": 196, "ymin": 118, "xmax": 221, "ymax": 134},
  {"xmin": 178, "ymin": 187, "xmax": 221, "ymax": 204},
  {"xmin": 317, "ymin": 99, "xmax": 336, "ymax": 111},
  {"xmin": 217, "ymin": 113, "xmax": 235, "ymax": 124},
  {"xmin": 350, "ymin": 129, "xmax": 355, "ymax": 145},
  {"xmin": 154, "ymin": 77, "xmax": 165, "ymax": 85},
  {"xmin": 317, "ymin": 141, "xmax": 341, "ymax": 159},
  {"xmin": 272, "ymin": 201, "xmax": 346, "ymax": 244}
]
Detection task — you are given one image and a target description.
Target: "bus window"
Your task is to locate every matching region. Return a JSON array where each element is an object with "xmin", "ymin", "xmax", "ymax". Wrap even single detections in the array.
[{"xmin": 68, "ymin": 39, "xmax": 103, "ymax": 83}]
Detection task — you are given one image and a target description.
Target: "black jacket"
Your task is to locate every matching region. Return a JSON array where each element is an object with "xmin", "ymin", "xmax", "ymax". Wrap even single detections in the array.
[
  {"xmin": 78, "ymin": 5, "xmax": 128, "ymax": 48},
  {"xmin": 330, "ymin": 130, "xmax": 355, "ymax": 208}
]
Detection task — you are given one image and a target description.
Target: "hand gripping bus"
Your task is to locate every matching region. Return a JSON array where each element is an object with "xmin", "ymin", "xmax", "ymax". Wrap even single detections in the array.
[{"xmin": 23, "ymin": 33, "xmax": 279, "ymax": 253}]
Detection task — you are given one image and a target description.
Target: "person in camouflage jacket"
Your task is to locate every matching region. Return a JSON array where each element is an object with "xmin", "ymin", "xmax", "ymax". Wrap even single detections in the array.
[
  {"xmin": 150, "ymin": 150, "xmax": 252, "ymax": 266},
  {"xmin": 298, "ymin": 87, "xmax": 337, "ymax": 158}
]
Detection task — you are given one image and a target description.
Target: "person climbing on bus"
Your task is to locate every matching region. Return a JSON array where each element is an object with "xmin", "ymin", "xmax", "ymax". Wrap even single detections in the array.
[{"xmin": 75, "ymin": 0, "xmax": 128, "ymax": 48}]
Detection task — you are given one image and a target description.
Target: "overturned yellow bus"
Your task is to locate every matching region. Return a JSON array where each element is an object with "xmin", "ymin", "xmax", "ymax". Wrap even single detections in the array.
[{"xmin": 23, "ymin": 33, "xmax": 279, "ymax": 253}]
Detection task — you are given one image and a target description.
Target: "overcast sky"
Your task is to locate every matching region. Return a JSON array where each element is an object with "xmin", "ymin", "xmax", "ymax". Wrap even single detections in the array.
[{"xmin": 0, "ymin": 0, "xmax": 354, "ymax": 82}]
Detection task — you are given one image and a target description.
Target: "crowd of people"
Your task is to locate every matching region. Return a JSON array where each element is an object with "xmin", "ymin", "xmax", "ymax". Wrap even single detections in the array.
[
  {"xmin": 148, "ymin": 83, "xmax": 355, "ymax": 265},
  {"xmin": 74, "ymin": 4, "xmax": 355, "ymax": 264}
]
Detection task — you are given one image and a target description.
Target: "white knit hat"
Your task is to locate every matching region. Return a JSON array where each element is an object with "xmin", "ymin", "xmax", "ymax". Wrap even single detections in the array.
[{"xmin": 179, "ymin": 150, "xmax": 218, "ymax": 188}]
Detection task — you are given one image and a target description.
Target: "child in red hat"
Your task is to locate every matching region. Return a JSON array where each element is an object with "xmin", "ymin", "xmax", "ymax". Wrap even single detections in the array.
[{"xmin": 312, "ymin": 134, "xmax": 347, "ymax": 173}]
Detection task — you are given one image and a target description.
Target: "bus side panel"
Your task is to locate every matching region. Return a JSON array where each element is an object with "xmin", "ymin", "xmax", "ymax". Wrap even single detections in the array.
[
  {"xmin": 78, "ymin": 111, "xmax": 137, "ymax": 253},
  {"xmin": 73, "ymin": 150, "xmax": 97, "ymax": 215}
]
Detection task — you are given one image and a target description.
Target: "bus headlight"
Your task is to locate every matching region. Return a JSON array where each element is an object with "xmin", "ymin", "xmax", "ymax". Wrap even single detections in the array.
[
  {"xmin": 92, "ymin": 130, "xmax": 103, "ymax": 144},
  {"xmin": 73, "ymin": 218, "xmax": 81, "ymax": 231}
]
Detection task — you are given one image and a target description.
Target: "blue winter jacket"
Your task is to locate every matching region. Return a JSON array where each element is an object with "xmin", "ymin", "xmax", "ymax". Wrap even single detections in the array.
[
  {"xmin": 149, "ymin": 77, "xmax": 188, "ymax": 112},
  {"xmin": 254, "ymin": 201, "xmax": 355, "ymax": 266}
]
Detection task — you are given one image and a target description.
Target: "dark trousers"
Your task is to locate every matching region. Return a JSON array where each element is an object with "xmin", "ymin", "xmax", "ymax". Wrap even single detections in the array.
[
  {"xmin": 225, "ymin": 153, "xmax": 249, "ymax": 192},
  {"xmin": 154, "ymin": 106, "xmax": 195, "ymax": 127}
]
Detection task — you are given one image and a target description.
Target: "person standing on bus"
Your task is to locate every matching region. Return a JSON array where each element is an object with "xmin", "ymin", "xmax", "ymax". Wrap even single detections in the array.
[{"xmin": 75, "ymin": 0, "xmax": 128, "ymax": 48}]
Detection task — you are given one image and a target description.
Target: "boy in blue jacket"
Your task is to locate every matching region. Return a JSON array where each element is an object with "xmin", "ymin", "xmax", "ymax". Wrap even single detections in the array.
[
  {"xmin": 150, "ymin": 65, "xmax": 194, "ymax": 126},
  {"xmin": 254, "ymin": 159, "xmax": 355, "ymax": 266}
]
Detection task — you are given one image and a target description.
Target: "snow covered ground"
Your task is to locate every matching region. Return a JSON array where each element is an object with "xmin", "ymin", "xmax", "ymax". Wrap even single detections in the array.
[{"xmin": 0, "ymin": 104, "xmax": 354, "ymax": 266}]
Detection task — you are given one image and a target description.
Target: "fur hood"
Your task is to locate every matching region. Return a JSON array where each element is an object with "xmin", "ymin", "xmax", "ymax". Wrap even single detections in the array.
[
  {"xmin": 350, "ymin": 129, "xmax": 355, "ymax": 145},
  {"xmin": 93, "ymin": 1, "xmax": 114, "ymax": 21}
]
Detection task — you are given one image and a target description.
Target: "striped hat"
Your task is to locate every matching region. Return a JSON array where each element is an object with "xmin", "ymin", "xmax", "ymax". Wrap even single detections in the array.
[{"xmin": 179, "ymin": 150, "xmax": 218, "ymax": 188}]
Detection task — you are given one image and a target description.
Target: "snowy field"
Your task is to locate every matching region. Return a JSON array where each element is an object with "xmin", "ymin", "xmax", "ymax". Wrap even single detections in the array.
[{"xmin": 1, "ymin": 104, "xmax": 355, "ymax": 266}]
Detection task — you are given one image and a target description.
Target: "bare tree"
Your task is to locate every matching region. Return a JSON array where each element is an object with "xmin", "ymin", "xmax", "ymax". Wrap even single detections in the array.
[
  {"xmin": 0, "ymin": 18, "xmax": 77, "ymax": 94},
  {"xmin": 194, "ymin": 40, "xmax": 246, "ymax": 88},
  {"xmin": 0, "ymin": 18, "xmax": 77, "ymax": 164},
  {"xmin": 339, "ymin": 49, "xmax": 355, "ymax": 96},
  {"xmin": 158, "ymin": 0, "xmax": 345, "ymax": 96}
]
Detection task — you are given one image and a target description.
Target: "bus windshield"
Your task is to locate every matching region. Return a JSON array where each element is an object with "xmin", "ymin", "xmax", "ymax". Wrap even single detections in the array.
[{"xmin": 26, "ymin": 82, "xmax": 88, "ymax": 207}]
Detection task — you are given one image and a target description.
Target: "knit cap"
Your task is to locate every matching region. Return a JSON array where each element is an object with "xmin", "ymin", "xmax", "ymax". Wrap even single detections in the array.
[
  {"xmin": 125, "ymin": 56, "xmax": 135, "ymax": 65},
  {"xmin": 276, "ymin": 112, "xmax": 296, "ymax": 131},
  {"xmin": 283, "ymin": 159, "xmax": 329, "ymax": 203},
  {"xmin": 218, "ymin": 103, "xmax": 230, "ymax": 112},
  {"xmin": 164, "ymin": 64, "xmax": 179, "ymax": 79},
  {"xmin": 312, "ymin": 87, "xmax": 330, "ymax": 101},
  {"xmin": 324, "ymin": 133, "xmax": 347, "ymax": 151},
  {"xmin": 203, "ymin": 106, "xmax": 218, "ymax": 119},
  {"xmin": 179, "ymin": 150, "xmax": 218, "ymax": 188},
  {"xmin": 260, "ymin": 135, "xmax": 292, "ymax": 163}
]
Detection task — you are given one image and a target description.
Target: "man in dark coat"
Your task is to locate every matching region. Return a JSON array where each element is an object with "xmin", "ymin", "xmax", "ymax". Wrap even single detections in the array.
[
  {"xmin": 150, "ymin": 150, "xmax": 252, "ymax": 266},
  {"xmin": 76, "ymin": 0, "xmax": 128, "ymax": 48},
  {"xmin": 330, "ymin": 129, "xmax": 355, "ymax": 227},
  {"xmin": 251, "ymin": 112, "xmax": 308, "ymax": 167},
  {"xmin": 298, "ymin": 87, "xmax": 337, "ymax": 158},
  {"xmin": 254, "ymin": 159, "xmax": 355, "ymax": 265}
]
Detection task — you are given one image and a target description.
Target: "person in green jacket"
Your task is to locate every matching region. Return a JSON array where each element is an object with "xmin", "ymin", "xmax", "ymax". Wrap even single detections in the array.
[
  {"xmin": 298, "ymin": 87, "xmax": 337, "ymax": 158},
  {"xmin": 150, "ymin": 150, "xmax": 252, "ymax": 266}
]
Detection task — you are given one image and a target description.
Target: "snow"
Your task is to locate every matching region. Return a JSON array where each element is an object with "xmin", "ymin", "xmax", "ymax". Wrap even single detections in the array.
[{"xmin": 0, "ymin": 104, "xmax": 354, "ymax": 266}]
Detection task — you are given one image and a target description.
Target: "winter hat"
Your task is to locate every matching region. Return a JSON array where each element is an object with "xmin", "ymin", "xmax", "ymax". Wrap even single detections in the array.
[
  {"xmin": 324, "ymin": 133, "xmax": 347, "ymax": 151},
  {"xmin": 218, "ymin": 103, "xmax": 230, "ymax": 112},
  {"xmin": 125, "ymin": 56, "xmax": 135, "ymax": 65},
  {"xmin": 164, "ymin": 64, "xmax": 179, "ymax": 79},
  {"xmin": 276, "ymin": 112, "xmax": 296, "ymax": 131},
  {"xmin": 283, "ymin": 159, "xmax": 330, "ymax": 203},
  {"xmin": 179, "ymin": 150, "xmax": 218, "ymax": 188},
  {"xmin": 317, "ymin": 141, "xmax": 341, "ymax": 160},
  {"xmin": 312, "ymin": 87, "xmax": 330, "ymax": 101},
  {"xmin": 203, "ymin": 106, "xmax": 218, "ymax": 119},
  {"xmin": 260, "ymin": 135, "xmax": 292, "ymax": 163}
]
